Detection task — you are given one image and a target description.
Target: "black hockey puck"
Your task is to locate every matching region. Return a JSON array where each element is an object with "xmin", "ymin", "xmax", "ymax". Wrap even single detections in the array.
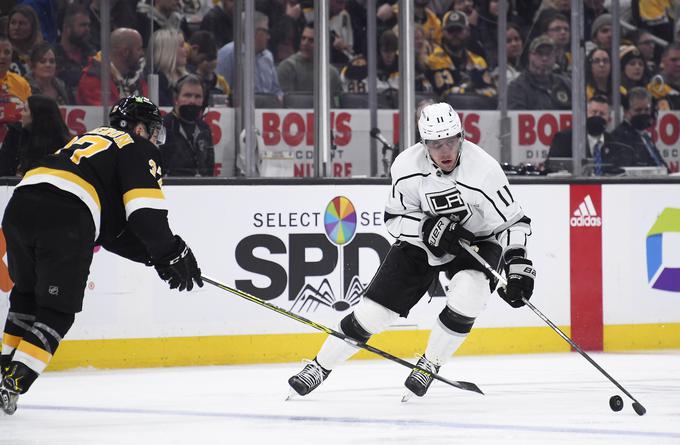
[
  {"xmin": 609, "ymin": 395, "xmax": 623, "ymax": 412},
  {"xmin": 632, "ymin": 402, "xmax": 647, "ymax": 416}
]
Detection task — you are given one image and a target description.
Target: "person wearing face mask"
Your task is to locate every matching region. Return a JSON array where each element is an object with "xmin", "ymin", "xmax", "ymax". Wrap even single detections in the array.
[
  {"xmin": 544, "ymin": 95, "xmax": 616, "ymax": 174},
  {"xmin": 159, "ymin": 74, "xmax": 215, "ymax": 177},
  {"xmin": 611, "ymin": 86, "xmax": 668, "ymax": 170}
]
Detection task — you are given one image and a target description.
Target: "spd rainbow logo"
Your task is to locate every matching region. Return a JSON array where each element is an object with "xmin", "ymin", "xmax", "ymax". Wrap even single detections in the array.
[
  {"xmin": 323, "ymin": 196, "xmax": 357, "ymax": 246},
  {"xmin": 646, "ymin": 208, "xmax": 680, "ymax": 292}
]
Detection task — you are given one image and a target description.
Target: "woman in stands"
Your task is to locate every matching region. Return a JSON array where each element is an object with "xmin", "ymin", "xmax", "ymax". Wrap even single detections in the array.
[
  {"xmin": 6, "ymin": 4, "xmax": 42, "ymax": 77},
  {"xmin": 26, "ymin": 42, "xmax": 72, "ymax": 105},
  {"xmin": 149, "ymin": 29, "xmax": 188, "ymax": 106},
  {"xmin": 0, "ymin": 94, "xmax": 70, "ymax": 176}
]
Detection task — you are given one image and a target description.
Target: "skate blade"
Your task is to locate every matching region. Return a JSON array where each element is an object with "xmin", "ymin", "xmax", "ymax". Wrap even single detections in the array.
[
  {"xmin": 285, "ymin": 387, "xmax": 299, "ymax": 401},
  {"xmin": 401, "ymin": 391, "xmax": 415, "ymax": 403}
]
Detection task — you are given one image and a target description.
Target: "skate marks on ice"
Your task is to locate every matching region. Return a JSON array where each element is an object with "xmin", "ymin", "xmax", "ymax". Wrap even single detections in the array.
[{"xmin": 1, "ymin": 353, "xmax": 679, "ymax": 445}]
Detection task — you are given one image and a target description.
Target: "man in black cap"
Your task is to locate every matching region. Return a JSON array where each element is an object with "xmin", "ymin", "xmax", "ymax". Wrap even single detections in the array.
[
  {"xmin": 508, "ymin": 35, "xmax": 572, "ymax": 110},
  {"xmin": 424, "ymin": 10, "xmax": 496, "ymax": 99}
]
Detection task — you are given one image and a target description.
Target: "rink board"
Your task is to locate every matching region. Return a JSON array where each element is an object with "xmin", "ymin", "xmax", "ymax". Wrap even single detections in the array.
[{"xmin": 0, "ymin": 183, "xmax": 679, "ymax": 370}]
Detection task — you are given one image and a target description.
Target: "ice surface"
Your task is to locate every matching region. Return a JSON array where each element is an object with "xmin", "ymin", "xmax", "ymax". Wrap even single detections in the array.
[{"xmin": 1, "ymin": 352, "xmax": 679, "ymax": 445}]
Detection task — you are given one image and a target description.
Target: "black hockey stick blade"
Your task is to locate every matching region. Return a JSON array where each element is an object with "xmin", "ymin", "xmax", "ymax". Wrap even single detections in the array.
[
  {"xmin": 458, "ymin": 242, "xmax": 646, "ymax": 410},
  {"xmin": 201, "ymin": 275, "xmax": 483, "ymax": 395}
]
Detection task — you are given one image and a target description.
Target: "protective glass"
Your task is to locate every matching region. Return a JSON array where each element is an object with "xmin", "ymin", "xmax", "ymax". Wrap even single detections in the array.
[{"xmin": 150, "ymin": 123, "xmax": 166, "ymax": 145}]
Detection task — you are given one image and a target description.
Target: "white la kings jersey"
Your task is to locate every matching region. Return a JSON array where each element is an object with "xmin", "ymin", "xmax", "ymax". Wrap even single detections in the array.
[{"xmin": 385, "ymin": 139, "xmax": 531, "ymax": 266}]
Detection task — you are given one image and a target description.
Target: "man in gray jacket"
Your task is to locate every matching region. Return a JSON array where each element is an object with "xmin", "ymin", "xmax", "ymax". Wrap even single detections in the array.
[{"xmin": 508, "ymin": 35, "xmax": 572, "ymax": 110}]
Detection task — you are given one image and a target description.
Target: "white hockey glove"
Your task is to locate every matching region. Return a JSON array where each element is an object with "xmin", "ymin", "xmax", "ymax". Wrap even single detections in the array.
[{"xmin": 421, "ymin": 216, "xmax": 474, "ymax": 256}]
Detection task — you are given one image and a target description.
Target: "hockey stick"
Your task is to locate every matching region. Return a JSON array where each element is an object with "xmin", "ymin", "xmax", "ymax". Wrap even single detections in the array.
[
  {"xmin": 201, "ymin": 275, "xmax": 483, "ymax": 395},
  {"xmin": 459, "ymin": 243, "xmax": 647, "ymax": 415}
]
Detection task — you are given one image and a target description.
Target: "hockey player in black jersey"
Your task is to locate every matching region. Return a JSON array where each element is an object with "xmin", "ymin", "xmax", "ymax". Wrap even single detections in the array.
[
  {"xmin": 289, "ymin": 102, "xmax": 536, "ymax": 400},
  {"xmin": 0, "ymin": 96, "xmax": 203, "ymax": 415}
]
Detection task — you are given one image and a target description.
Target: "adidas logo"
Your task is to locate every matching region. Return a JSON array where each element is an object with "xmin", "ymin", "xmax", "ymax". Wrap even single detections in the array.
[{"xmin": 570, "ymin": 195, "xmax": 602, "ymax": 227}]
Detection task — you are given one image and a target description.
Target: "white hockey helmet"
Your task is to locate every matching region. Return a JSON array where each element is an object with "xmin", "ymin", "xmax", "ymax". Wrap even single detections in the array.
[{"xmin": 418, "ymin": 102, "xmax": 463, "ymax": 141}]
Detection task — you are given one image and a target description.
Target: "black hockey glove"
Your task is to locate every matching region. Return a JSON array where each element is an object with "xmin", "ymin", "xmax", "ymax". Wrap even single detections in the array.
[
  {"xmin": 154, "ymin": 236, "xmax": 203, "ymax": 291},
  {"xmin": 498, "ymin": 257, "xmax": 536, "ymax": 308},
  {"xmin": 421, "ymin": 216, "xmax": 474, "ymax": 256}
]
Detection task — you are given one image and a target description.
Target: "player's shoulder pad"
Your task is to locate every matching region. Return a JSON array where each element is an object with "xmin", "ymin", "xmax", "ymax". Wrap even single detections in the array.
[
  {"xmin": 459, "ymin": 139, "xmax": 505, "ymax": 182},
  {"xmin": 390, "ymin": 142, "xmax": 431, "ymax": 181}
]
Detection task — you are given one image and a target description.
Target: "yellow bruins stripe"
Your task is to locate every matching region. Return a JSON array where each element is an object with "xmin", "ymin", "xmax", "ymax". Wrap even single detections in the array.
[
  {"xmin": 22, "ymin": 167, "xmax": 101, "ymax": 209},
  {"xmin": 2, "ymin": 333, "xmax": 21, "ymax": 348},
  {"xmin": 123, "ymin": 188, "xmax": 165, "ymax": 204},
  {"xmin": 17, "ymin": 340, "xmax": 52, "ymax": 365}
]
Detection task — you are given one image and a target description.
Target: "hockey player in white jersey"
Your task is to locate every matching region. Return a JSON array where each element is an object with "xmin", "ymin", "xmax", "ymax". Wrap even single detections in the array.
[{"xmin": 288, "ymin": 102, "xmax": 536, "ymax": 399}]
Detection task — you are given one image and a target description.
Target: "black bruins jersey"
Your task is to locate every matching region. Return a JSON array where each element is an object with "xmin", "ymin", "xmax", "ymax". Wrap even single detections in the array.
[
  {"xmin": 17, "ymin": 127, "xmax": 166, "ymax": 247},
  {"xmin": 425, "ymin": 45, "xmax": 496, "ymax": 98}
]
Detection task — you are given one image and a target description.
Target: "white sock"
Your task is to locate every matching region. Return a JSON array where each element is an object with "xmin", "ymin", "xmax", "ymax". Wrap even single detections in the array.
[
  {"xmin": 424, "ymin": 318, "xmax": 468, "ymax": 367},
  {"xmin": 315, "ymin": 335, "xmax": 361, "ymax": 370}
]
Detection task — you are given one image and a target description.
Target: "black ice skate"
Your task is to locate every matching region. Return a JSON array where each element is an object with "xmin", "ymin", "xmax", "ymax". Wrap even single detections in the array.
[
  {"xmin": 287, "ymin": 359, "xmax": 331, "ymax": 399},
  {"xmin": 1, "ymin": 362, "xmax": 36, "ymax": 415},
  {"xmin": 0, "ymin": 385, "xmax": 18, "ymax": 415},
  {"xmin": 402, "ymin": 356, "xmax": 440, "ymax": 402}
]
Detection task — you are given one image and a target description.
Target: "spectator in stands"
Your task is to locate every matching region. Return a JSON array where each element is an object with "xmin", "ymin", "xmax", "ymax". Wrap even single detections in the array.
[
  {"xmin": 344, "ymin": 0, "xmax": 368, "ymax": 57},
  {"xmin": 217, "ymin": 10, "xmax": 282, "ymax": 101},
  {"xmin": 632, "ymin": 29, "xmax": 660, "ymax": 74},
  {"xmin": 611, "ymin": 87, "xmax": 668, "ymax": 169},
  {"xmin": 55, "ymin": 4, "xmax": 94, "ymax": 100},
  {"xmin": 187, "ymin": 30, "xmax": 231, "ymax": 107},
  {"xmin": 425, "ymin": 10, "xmax": 496, "ymax": 99},
  {"xmin": 475, "ymin": 0, "xmax": 522, "ymax": 69},
  {"xmin": 137, "ymin": 0, "xmax": 191, "ymax": 46},
  {"xmin": 492, "ymin": 21, "xmax": 524, "ymax": 85},
  {"xmin": 0, "ymin": 35, "xmax": 31, "ymax": 124},
  {"xmin": 585, "ymin": 47, "xmax": 615, "ymax": 101},
  {"xmin": 341, "ymin": 29, "xmax": 399, "ymax": 93},
  {"xmin": 266, "ymin": 0, "xmax": 306, "ymax": 64},
  {"xmin": 378, "ymin": 0, "xmax": 441, "ymax": 46},
  {"xmin": 87, "ymin": 0, "xmax": 139, "ymax": 50},
  {"xmin": 26, "ymin": 42, "xmax": 71, "ymax": 105},
  {"xmin": 277, "ymin": 22, "xmax": 343, "ymax": 96},
  {"xmin": 648, "ymin": 42, "xmax": 680, "ymax": 110},
  {"xmin": 545, "ymin": 95, "xmax": 615, "ymax": 174},
  {"xmin": 6, "ymin": 4, "xmax": 42, "ymax": 77},
  {"xmin": 531, "ymin": 0, "xmax": 570, "ymax": 41},
  {"xmin": 329, "ymin": 0, "xmax": 355, "ymax": 65},
  {"xmin": 508, "ymin": 35, "xmax": 571, "ymax": 109},
  {"xmin": 76, "ymin": 28, "xmax": 147, "ymax": 105},
  {"xmin": 0, "ymin": 94, "xmax": 69, "ymax": 176},
  {"xmin": 620, "ymin": 45, "xmax": 649, "ymax": 97},
  {"xmin": 414, "ymin": 23, "xmax": 434, "ymax": 92},
  {"xmin": 160, "ymin": 74, "xmax": 215, "ymax": 177},
  {"xmin": 587, "ymin": 13, "xmax": 612, "ymax": 53},
  {"xmin": 149, "ymin": 28, "xmax": 188, "ymax": 106},
  {"xmin": 21, "ymin": 0, "xmax": 57, "ymax": 43},
  {"xmin": 636, "ymin": 0, "xmax": 673, "ymax": 43},
  {"xmin": 449, "ymin": 0, "xmax": 486, "ymax": 58},
  {"xmin": 199, "ymin": 0, "xmax": 233, "ymax": 48},
  {"xmin": 545, "ymin": 14, "xmax": 570, "ymax": 74},
  {"xmin": 584, "ymin": 0, "xmax": 608, "ymax": 40}
]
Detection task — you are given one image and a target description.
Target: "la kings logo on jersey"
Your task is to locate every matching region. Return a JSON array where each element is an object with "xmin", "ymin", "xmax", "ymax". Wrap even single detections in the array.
[{"xmin": 425, "ymin": 187, "xmax": 470, "ymax": 222}]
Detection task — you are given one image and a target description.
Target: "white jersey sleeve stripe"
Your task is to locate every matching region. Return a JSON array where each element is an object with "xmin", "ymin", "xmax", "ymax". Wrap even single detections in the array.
[{"xmin": 125, "ymin": 197, "xmax": 167, "ymax": 218}]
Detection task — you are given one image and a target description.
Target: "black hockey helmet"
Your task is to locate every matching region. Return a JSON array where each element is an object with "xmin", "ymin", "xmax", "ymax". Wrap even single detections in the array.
[{"xmin": 109, "ymin": 96, "xmax": 165, "ymax": 144}]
